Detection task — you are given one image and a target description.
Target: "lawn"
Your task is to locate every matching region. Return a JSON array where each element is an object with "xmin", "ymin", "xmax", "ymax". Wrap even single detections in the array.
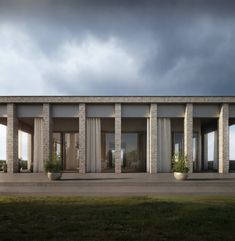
[{"xmin": 0, "ymin": 196, "xmax": 234, "ymax": 241}]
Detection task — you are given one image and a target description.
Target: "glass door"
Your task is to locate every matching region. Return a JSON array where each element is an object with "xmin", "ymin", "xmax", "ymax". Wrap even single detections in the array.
[
  {"xmin": 172, "ymin": 132, "xmax": 198, "ymax": 170},
  {"xmin": 53, "ymin": 132, "xmax": 79, "ymax": 171},
  {"xmin": 172, "ymin": 132, "xmax": 184, "ymax": 156},
  {"xmin": 121, "ymin": 133, "xmax": 146, "ymax": 172},
  {"xmin": 193, "ymin": 133, "xmax": 198, "ymax": 171},
  {"xmin": 53, "ymin": 132, "xmax": 62, "ymax": 163},
  {"xmin": 101, "ymin": 133, "xmax": 115, "ymax": 172}
]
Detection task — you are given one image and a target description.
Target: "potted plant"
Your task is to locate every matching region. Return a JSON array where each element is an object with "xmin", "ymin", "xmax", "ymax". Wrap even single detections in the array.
[
  {"xmin": 19, "ymin": 158, "xmax": 28, "ymax": 172},
  {"xmin": 44, "ymin": 153, "xmax": 62, "ymax": 181},
  {"xmin": 172, "ymin": 153, "xmax": 189, "ymax": 180},
  {"xmin": 2, "ymin": 161, "xmax": 7, "ymax": 173}
]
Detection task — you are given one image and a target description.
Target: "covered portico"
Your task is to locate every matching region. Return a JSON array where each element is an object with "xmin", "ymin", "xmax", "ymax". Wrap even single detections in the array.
[{"xmin": 0, "ymin": 96, "xmax": 232, "ymax": 175}]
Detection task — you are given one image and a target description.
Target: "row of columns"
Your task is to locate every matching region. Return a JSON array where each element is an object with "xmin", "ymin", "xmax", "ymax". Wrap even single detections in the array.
[
  {"xmin": 78, "ymin": 102, "xmax": 229, "ymax": 174},
  {"xmin": 6, "ymin": 103, "xmax": 230, "ymax": 174}
]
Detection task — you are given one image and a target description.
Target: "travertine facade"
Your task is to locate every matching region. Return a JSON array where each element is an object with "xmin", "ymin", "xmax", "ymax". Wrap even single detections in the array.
[
  {"xmin": 7, "ymin": 104, "xmax": 19, "ymax": 173},
  {"xmin": 0, "ymin": 96, "xmax": 234, "ymax": 174},
  {"xmin": 184, "ymin": 104, "xmax": 193, "ymax": 173},
  {"xmin": 79, "ymin": 103, "xmax": 86, "ymax": 173},
  {"xmin": 218, "ymin": 104, "xmax": 229, "ymax": 173},
  {"xmin": 42, "ymin": 104, "xmax": 52, "ymax": 162},
  {"xmin": 150, "ymin": 104, "xmax": 157, "ymax": 173},
  {"xmin": 115, "ymin": 103, "xmax": 122, "ymax": 173}
]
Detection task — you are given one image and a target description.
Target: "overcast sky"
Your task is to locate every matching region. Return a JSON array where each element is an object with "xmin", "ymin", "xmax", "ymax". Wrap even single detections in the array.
[{"xmin": 0, "ymin": 0, "xmax": 235, "ymax": 96}]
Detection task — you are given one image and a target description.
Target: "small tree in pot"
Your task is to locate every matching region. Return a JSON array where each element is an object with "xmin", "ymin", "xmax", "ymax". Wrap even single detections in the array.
[
  {"xmin": 172, "ymin": 153, "xmax": 189, "ymax": 180},
  {"xmin": 2, "ymin": 161, "xmax": 7, "ymax": 173},
  {"xmin": 44, "ymin": 153, "xmax": 62, "ymax": 181}
]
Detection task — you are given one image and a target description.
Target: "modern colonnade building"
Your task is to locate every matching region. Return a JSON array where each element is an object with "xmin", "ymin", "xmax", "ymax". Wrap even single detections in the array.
[{"xmin": 0, "ymin": 96, "xmax": 234, "ymax": 174}]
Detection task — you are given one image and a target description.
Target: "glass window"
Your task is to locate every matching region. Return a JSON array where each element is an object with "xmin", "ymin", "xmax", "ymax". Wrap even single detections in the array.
[
  {"xmin": 53, "ymin": 133, "xmax": 62, "ymax": 157},
  {"xmin": 229, "ymin": 124, "xmax": 235, "ymax": 170},
  {"xmin": 53, "ymin": 132, "xmax": 79, "ymax": 171},
  {"xmin": 0, "ymin": 124, "xmax": 6, "ymax": 161},
  {"xmin": 173, "ymin": 132, "xmax": 184, "ymax": 155},
  {"xmin": 121, "ymin": 133, "xmax": 146, "ymax": 172},
  {"xmin": 172, "ymin": 132, "xmax": 198, "ymax": 169},
  {"xmin": 207, "ymin": 132, "xmax": 215, "ymax": 162},
  {"xmin": 193, "ymin": 133, "xmax": 198, "ymax": 171},
  {"xmin": 204, "ymin": 131, "xmax": 217, "ymax": 170},
  {"xmin": 101, "ymin": 133, "xmax": 115, "ymax": 172}
]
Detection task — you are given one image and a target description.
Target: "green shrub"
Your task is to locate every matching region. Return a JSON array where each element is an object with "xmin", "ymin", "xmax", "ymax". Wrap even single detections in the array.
[
  {"xmin": 0, "ymin": 160, "xmax": 7, "ymax": 171},
  {"xmin": 44, "ymin": 153, "xmax": 61, "ymax": 173},
  {"xmin": 0, "ymin": 160, "xmax": 6, "ymax": 168},
  {"xmin": 172, "ymin": 153, "xmax": 189, "ymax": 173},
  {"xmin": 19, "ymin": 159, "xmax": 28, "ymax": 169}
]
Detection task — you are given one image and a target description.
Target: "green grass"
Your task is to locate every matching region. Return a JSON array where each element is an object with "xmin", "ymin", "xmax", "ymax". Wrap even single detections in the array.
[{"xmin": 0, "ymin": 196, "xmax": 235, "ymax": 241}]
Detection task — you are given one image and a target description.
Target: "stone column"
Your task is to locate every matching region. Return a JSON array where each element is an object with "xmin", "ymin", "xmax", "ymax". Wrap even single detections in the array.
[
  {"xmin": 218, "ymin": 104, "xmax": 229, "ymax": 174},
  {"xmin": 7, "ymin": 103, "xmax": 19, "ymax": 173},
  {"xmin": 115, "ymin": 103, "xmax": 122, "ymax": 173},
  {"xmin": 79, "ymin": 103, "xmax": 86, "ymax": 173},
  {"xmin": 42, "ymin": 104, "xmax": 52, "ymax": 162},
  {"xmin": 27, "ymin": 133, "xmax": 33, "ymax": 171},
  {"xmin": 150, "ymin": 103, "xmax": 157, "ymax": 173},
  {"xmin": 184, "ymin": 104, "xmax": 193, "ymax": 173}
]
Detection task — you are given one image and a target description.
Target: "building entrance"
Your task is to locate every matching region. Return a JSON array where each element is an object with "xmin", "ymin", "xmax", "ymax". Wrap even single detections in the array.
[{"xmin": 53, "ymin": 132, "xmax": 79, "ymax": 171}]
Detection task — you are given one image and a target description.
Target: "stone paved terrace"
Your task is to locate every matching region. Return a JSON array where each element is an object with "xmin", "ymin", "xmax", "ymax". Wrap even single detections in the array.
[{"xmin": 0, "ymin": 173, "xmax": 235, "ymax": 196}]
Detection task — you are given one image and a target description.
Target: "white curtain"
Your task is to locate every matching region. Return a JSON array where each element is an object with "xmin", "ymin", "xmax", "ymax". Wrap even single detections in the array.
[
  {"xmin": 86, "ymin": 118, "xmax": 101, "ymax": 172},
  {"xmin": 65, "ymin": 133, "xmax": 78, "ymax": 170},
  {"xmin": 158, "ymin": 118, "xmax": 171, "ymax": 172},
  {"xmin": 18, "ymin": 131, "xmax": 23, "ymax": 159},
  {"xmin": 204, "ymin": 134, "xmax": 208, "ymax": 170},
  {"xmin": 146, "ymin": 118, "xmax": 150, "ymax": 173},
  {"xmin": 203, "ymin": 131, "xmax": 218, "ymax": 170},
  {"xmin": 198, "ymin": 133, "xmax": 202, "ymax": 171},
  {"xmin": 213, "ymin": 130, "xmax": 218, "ymax": 170},
  {"xmin": 27, "ymin": 133, "xmax": 32, "ymax": 171},
  {"xmin": 33, "ymin": 118, "xmax": 44, "ymax": 172}
]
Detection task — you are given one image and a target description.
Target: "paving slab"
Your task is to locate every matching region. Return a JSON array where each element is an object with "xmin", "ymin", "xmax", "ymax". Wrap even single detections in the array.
[{"xmin": 0, "ymin": 173, "xmax": 235, "ymax": 196}]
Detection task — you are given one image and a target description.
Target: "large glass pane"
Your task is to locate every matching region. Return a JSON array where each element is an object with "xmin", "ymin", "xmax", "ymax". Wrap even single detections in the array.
[
  {"xmin": 172, "ymin": 132, "xmax": 199, "ymax": 170},
  {"xmin": 53, "ymin": 133, "xmax": 62, "ymax": 157},
  {"xmin": 0, "ymin": 124, "xmax": 6, "ymax": 161},
  {"xmin": 101, "ymin": 133, "xmax": 115, "ymax": 172},
  {"xmin": 204, "ymin": 131, "xmax": 217, "ymax": 171},
  {"xmin": 207, "ymin": 132, "xmax": 215, "ymax": 170},
  {"xmin": 173, "ymin": 133, "xmax": 184, "ymax": 155},
  {"xmin": 193, "ymin": 133, "xmax": 198, "ymax": 171},
  {"xmin": 229, "ymin": 124, "xmax": 235, "ymax": 171},
  {"xmin": 121, "ymin": 133, "xmax": 146, "ymax": 172},
  {"xmin": 0, "ymin": 124, "xmax": 6, "ymax": 171},
  {"xmin": 18, "ymin": 130, "xmax": 30, "ymax": 170},
  {"xmin": 53, "ymin": 132, "xmax": 79, "ymax": 171},
  {"xmin": 101, "ymin": 118, "xmax": 115, "ymax": 173}
]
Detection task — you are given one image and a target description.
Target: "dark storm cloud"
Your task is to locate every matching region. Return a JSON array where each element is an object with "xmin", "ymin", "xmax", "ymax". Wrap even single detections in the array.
[{"xmin": 0, "ymin": 0, "xmax": 235, "ymax": 95}]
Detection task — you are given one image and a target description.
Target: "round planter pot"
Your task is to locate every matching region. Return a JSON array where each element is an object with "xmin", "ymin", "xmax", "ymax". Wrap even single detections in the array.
[
  {"xmin": 174, "ymin": 172, "xmax": 188, "ymax": 181},
  {"xmin": 47, "ymin": 172, "xmax": 62, "ymax": 181}
]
